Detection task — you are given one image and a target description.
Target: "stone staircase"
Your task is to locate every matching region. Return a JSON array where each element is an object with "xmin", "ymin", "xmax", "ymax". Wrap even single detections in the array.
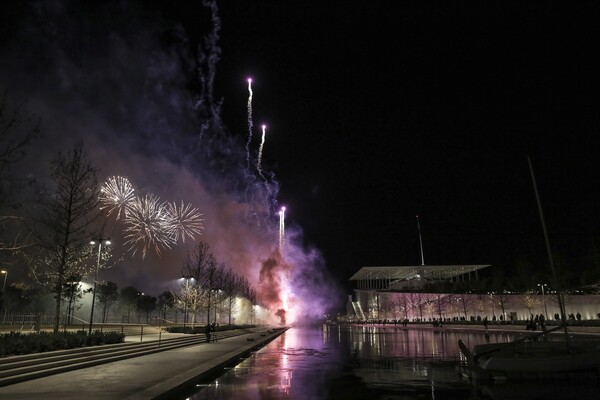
[{"xmin": 0, "ymin": 327, "xmax": 265, "ymax": 387}]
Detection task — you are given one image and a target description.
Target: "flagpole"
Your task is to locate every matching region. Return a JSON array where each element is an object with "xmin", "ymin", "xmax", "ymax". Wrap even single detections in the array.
[{"xmin": 416, "ymin": 215, "xmax": 425, "ymax": 266}]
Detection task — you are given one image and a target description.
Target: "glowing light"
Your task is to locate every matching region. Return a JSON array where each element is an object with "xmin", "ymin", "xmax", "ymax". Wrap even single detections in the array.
[
  {"xmin": 99, "ymin": 176, "xmax": 135, "ymax": 219},
  {"xmin": 245, "ymin": 77, "xmax": 253, "ymax": 171}
]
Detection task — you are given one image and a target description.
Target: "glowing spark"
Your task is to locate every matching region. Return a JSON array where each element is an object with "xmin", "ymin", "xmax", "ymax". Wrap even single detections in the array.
[
  {"xmin": 99, "ymin": 176, "xmax": 135, "ymax": 219},
  {"xmin": 279, "ymin": 206, "xmax": 286, "ymax": 249},
  {"xmin": 123, "ymin": 194, "xmax": 175, "ymax": 258},
  {"xmin": 164, "ymin": 201, "xmax": 204, "ymax": 243},
  {"xmin": 246, "ymin": 78, "xmax": 253, "ymax": 171},
  {"xmin": 257, "ymin": 124, "xmax": 267, "ymax": 175}
]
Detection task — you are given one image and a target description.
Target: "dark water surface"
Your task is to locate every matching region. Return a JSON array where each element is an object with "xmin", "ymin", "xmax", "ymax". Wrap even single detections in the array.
[{"xmin": 184, "ymin": 325, "xmax": 598, "ymax": 400}]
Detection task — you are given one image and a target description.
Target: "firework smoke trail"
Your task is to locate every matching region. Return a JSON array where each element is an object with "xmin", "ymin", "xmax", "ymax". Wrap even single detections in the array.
[
  {"xmin": 257, "ymin": 124, "xmax": 266, "ymax": 172},
  {"xmin": 255, "ymin": 123, "xmax": 273, "ymax": 197},
  {"xmin": 123, "ymin": 194, "xmax": 175, "ymax": 258},
  {"xmin": 257, "ymin": 124, "xmax": 267, "ymax": 175},
  {"xmin": 164, "ymin": 201, "xmax": 204, "ymax": 243},
  {"xmin": 99, "ymin": 176, "xmax": 135, "ymax": 219},
  {"xmin": 201, "ymin": 0, "xmax": 221, "ymax": 122},
  {"xmin": 279, "ymin": 206, "xmax": 286, "ymax": 250},
  {"xmin": 245, "ymin": 78, "xmax": 253, "ymax": 170}
]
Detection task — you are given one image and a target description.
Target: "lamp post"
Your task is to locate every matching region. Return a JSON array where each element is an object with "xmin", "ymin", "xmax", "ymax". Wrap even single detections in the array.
[
  {"xmin": 181, "ymin": 276, "xmax": 192, "ymax": 325},
  {"xmin": 1, "ymin": 270, "xmax": 7, "ymax": 292},
  {"xmin": 537, "ymin": 283, "xmax": 549, "ymax": 320},
  {"xmin": 89, "ymin": 238, "xmax": 111, "ymax": 334}
]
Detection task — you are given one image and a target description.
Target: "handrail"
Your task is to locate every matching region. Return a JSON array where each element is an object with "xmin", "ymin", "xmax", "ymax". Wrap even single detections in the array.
[{"xmin": 68, "ymin": 315, "xmax": 89, "ymax": 325}]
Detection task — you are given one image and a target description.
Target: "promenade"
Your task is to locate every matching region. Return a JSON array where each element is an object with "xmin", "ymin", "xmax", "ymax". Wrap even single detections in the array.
[{"xmin": 0, "ymin": 326, "xmax": 285, "ymax": 400}]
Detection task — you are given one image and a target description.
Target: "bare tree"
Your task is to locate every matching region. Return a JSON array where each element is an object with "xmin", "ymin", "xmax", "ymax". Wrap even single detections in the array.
[
  {"xmin": 97, "ymin": 281, "xmax": 119, "ymax": 323},
  {"xmin": 137, "ymin": 294, "xmax": 157, "ymax": 324},
  {"xmin": 0, "ymin": 92, "xmax": 40, "ymax": 252},
  {"xmin": 171, "ymin": 278, "xmax": 203, "ymax": 328},
  {"xmin": 424, "ymin": 300, "xmax": 435, "ymax": 320},
  {"xmin": 408, "ymin": 293, "xmax": 426, "ymax": 321},
  {"xmin": 23, "ymin": 143, "xmax": 102, "ymax": 333},
  {"xmin": 396, "ymin": 293, "xmax": 410, "ymax": 320},
  {"xmin": 119, "ymin": 286, "xmax": 140, "ymax": 323},
  {"xmin": 182, "ymin": 242, "xmax": 225, "ymax": 325},
  {"xmin": 493, "ymin": 293, "xmax": 510, "ymax": 322},
  {"xmin": 204, "ymin": 262, "xmax": 226, "ymax": 324},
  {"xmin": 220, "ymin": 267, "xmax": 241, "ymax": 325},
  {"xmin": 433, "ymin": 294, "xmax": 447, "ymax": 321},
  {"xmin": 180, "ymin": 242, "xmax": 215, "ymax": 325},
  {"xmin": 181, "ymin": 242, "xmax": 213, "ymax": 280},
  {"xmin": 455, "ymin": 293, "xmax": 474, "ymax": 319},
  {"xmin": 62, "ymin": 274, "xmax": 92, "ymax": 325},
  {"xmin": 522, "ymin": 293, "xmax": 544, "ymax": 318},
  {"xmin": 157, "ymin": 291, "xmax": 174, "ymax": 321}
]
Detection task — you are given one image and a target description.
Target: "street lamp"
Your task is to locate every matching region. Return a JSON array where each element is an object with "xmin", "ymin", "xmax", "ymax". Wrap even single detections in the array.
[
  {"xmin": 537, "ymin": 283, "xmax": 549, "ymax": 319},
  {"xmin": 89, "ymin": 238, "xmax": 111, "ymax": 334},
  {"xmin": 1, "ymin": 270, "xmax": 7, "ymax": 292},
  {"xmin": 181, "ymin": 276, "xmax": 193, "ymax": 324}
]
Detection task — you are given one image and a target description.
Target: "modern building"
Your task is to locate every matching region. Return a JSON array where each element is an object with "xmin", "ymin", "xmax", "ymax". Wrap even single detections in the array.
[{"xmin": 347, "ymin": 264, "xmax": 491, "ymax": 320}]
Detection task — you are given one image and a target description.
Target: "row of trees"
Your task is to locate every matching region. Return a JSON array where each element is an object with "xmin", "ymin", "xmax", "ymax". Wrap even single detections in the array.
[
  {"xmin": 4, "ymin": 271, "xmax": 257, "ymax": 328},
  {"xmin": 171, "ymin": 242, "xmax": 257, "ymax": 328},
  {"xmin": 1, "ymin": 279, "xmax": 156, "ymax": 324},
  {"xmin": 374, "ymin": 290, "xmax": 586, "ymax": 322}
]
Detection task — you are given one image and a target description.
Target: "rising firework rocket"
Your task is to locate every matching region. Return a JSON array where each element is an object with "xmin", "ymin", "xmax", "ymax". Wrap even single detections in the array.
[
  {"xmin": 257, "ymin": 124, "xmax": 267, "ymax": 175},
  {"xmin": 279, "ymin": 206, "xmax": 286, "ymax": 250},
  {"xmin": 245, "ymin": 78, "xmax": 253, "ymax": 171}
]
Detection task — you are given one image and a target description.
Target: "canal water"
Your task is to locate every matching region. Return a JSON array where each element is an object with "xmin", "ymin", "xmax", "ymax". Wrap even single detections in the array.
[{"xmin": 183, "ymin": 325, "xmax": 598, "ymax": 400}]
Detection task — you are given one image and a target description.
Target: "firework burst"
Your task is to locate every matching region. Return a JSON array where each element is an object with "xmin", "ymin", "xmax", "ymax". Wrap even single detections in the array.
[
  {"xmin": 164, "ymin": 201, "xmax": 204, "ymax": 243},
  {"xmin": 99, "ymin": 176, "xmax": 135, "ymax": 219},
  {"xmin": 123, "ymin": 194, "xmax": 175, "ymax": 258}
]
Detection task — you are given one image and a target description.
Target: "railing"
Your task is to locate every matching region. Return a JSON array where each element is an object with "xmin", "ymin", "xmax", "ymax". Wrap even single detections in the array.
[
  {"xmin": 0, "ymin": 313, "xmax": 39, "ymax": 332},
  {"xmin": 1, "ymin": 312, "xmax": 239, "ymax": 333}
]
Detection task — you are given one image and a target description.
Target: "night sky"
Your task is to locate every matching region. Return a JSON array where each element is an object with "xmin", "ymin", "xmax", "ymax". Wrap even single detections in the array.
[
  {"xmin": 216, "ymin": 2, "xmax": 600, "ymax": 284},
  {"xmin": 1, "ymin": 1, "xmax": 599, "ymax": 313}
]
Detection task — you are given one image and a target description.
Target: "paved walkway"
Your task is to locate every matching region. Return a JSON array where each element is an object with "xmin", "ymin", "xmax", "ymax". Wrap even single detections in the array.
[{"xmin": 0, "ymin": 326, "xmax": 285, "ymax": 400}]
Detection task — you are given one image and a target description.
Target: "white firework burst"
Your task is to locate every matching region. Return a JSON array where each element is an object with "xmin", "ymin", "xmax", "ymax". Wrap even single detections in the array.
[
  {"xmin": 99, "ymin": 176, "xmax": 135, "ymax": 219},
  {"xmin": 123, "ymin": 194, "xmax": 175, "ymax": 258},
  {"xmin": 164, "ymin": 201, "xmax": 204, "ymax": 243}
]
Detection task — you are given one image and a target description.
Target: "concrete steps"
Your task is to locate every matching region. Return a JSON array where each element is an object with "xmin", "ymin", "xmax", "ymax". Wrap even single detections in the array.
[{"xmin": 0, "ymin": 328, "xmax": 256, "ymax": 387}]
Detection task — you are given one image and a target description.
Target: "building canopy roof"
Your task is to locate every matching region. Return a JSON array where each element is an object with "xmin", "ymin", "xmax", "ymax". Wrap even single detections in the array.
[{"xmin": 349, "ymin": 265, "xmax": 491, "ymax": 282}]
